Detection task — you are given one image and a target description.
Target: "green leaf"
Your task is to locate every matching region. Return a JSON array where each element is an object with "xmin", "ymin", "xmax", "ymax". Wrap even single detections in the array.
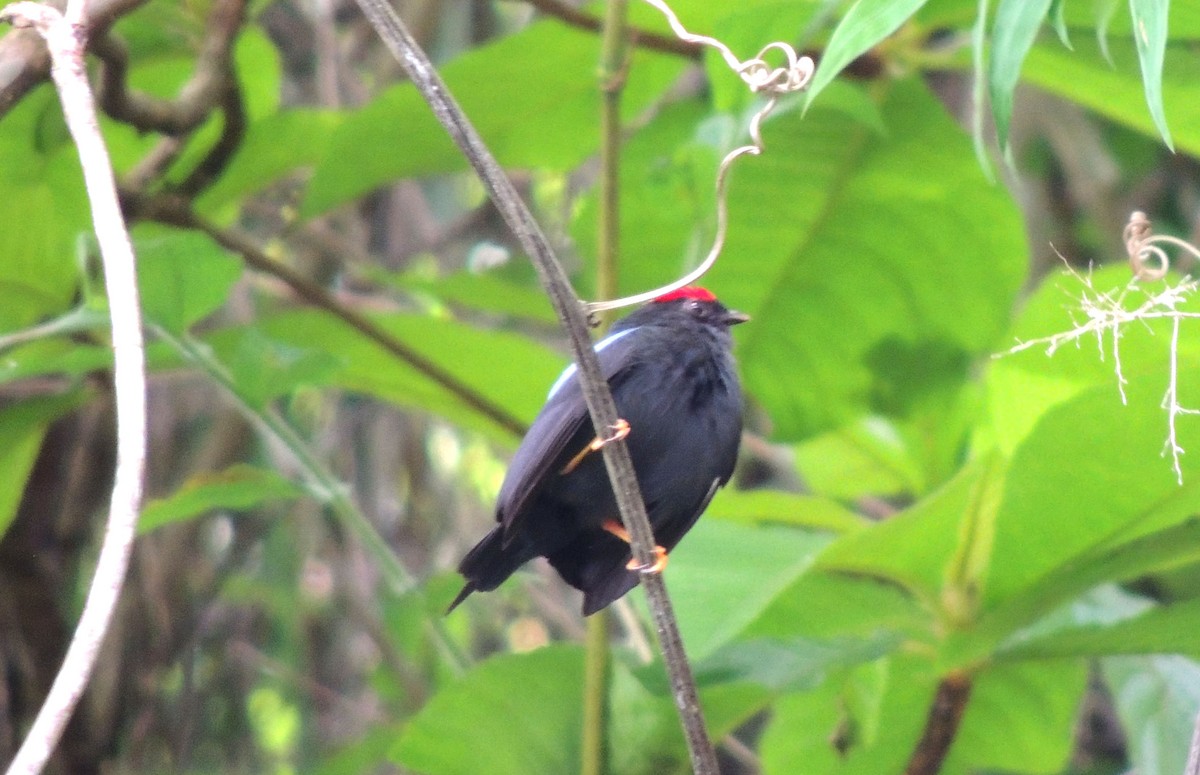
[
  {"xmin": 998, "ymin": 597, "xmax": 1200, "ymax": 660},
  {"xmin": 742, "ymin": 570, "xmax": 929, "ymax": 645},
  {"xmin": 988, "ymin": 0, "xmax": 1054, "ymax": 149},
  {"xmin": 1103, "ymin": 655, "xmax": 1200, "ymax": 775},
  {"xmin": 196, "ymin": 108, "xmax": 343, "ymax": 219},
  {"xmin": 650, "ymin": 519, "xmax": 831, "ymax": 660},
  {"xmin": 816, "ymin": 457, "xmax": 1000, "ymax": 606},
  {"xmin": 216, "ymin": 327, "xmax": 341, "ymax": 409},
  {"xmin": 0, "ymin": 85, "xmax": 90, "ymax": 330},
  {"xmin": 695, "ymin": 634, "xmax": 901, "ymax": 692},
  {"xmin": 393, "ymin": 646, "xmax": 585, "ymax": 775},
  {"xmin": 302, "ymin": 22, "xmax": 686, "ymax": 217},
  {"xmin": 804, "ymin": 0, "xmax": 931, "ymax": 107},
  {"xmin": 942, "ymin": 660, "xmax": 1086, "ymax": 773},
  {"xmin": 957, "ymin": 521, "xmax": 1200, "ymax": 661},
  {"xmin": 983, "ymin": 266, "xmax": 1200, "ymax": 455},
  {"xmin": 760, "ymin": 656, "xmax": 935, "ymax": 775},
  {"xmin": 0, "ymin": 392, "xmax": 85, "ymax": 539},
  {"xmin": 139, "ymin": 464, "xmax": 302, "ymax": 534},
  {"xmin": 985, "ymin": 379, "xmax": 1200, "ymax": 608},
  {"xmin": 793, "ymin": 418, "xmax": 924, "ymax": 498},
  {"xmin": 705, "ymin": 489, "xmax": 866, "ymax": 534},
  {"xmin": 1128, "ymin": 0, "xmax": 1173, "ymax": 149},
  {"xmin": 136, "ymin": 229, "xmax": 243, "ymax": 335},
  {"xmin": 215, "ymin": 309, "xmax": 559, "ymax": 442}
]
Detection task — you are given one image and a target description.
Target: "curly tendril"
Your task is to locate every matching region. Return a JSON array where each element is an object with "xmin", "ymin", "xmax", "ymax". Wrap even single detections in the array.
[
  {"xmin": 1124, "ymin": 210, "xmax": 1200, "ymax": 282},
  {"xmin": 585, "ymin": 2, "xmax": 814, "ymax": 315}
]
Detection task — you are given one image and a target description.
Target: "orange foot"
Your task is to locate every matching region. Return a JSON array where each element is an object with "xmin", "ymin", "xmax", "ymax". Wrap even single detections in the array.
[
  {"xmin": 601, "ymin": 518, "xmax": 668, "ymax": 574},
  {"xmin": 560, "ymin": 418, "xmax": 631, "ymax": 475}
]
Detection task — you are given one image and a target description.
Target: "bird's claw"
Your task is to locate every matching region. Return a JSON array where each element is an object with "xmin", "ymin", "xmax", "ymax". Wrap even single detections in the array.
[
  {"xmin": 560, "ymin": 418, "xmax": 631, "ymax": 474},
  {"xmin": 626, "ymin": 545, "xmax": 668, "ymax": 574}
]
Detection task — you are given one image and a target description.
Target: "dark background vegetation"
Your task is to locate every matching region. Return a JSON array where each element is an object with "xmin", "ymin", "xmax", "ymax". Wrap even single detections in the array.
[{"xmin": 2, "ymin": 0, "xmax": 1200, "ymax": 773}]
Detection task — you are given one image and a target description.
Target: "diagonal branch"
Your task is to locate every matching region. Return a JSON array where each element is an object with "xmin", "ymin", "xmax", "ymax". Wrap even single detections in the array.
[
  {"xmin": 127, "ymin": 191, "xmax": 530, "ymax": 440},
  {"xmin": 350, "ymin": 0, "xmax": 719, "ymax": 771}
]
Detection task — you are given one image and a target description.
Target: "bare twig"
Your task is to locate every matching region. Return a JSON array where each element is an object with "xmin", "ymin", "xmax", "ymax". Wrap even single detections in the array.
[
  {"xmin": 350, "ymin": 0, "xmax": 719, "ymax": 770},
  {"xmin": 0, "ymin": 1, "xmax": 147, "ymax": 773},
  {"xmin": 904, "ymin": 672, "xmax": 973, "ymax": 775},
  {"xmin": 518, "ymin": 0, "xmax": 701, "ymax": 58},
  {"xmin": 92, "ymin": 0, "xmax": 245, "ymax": 134}
]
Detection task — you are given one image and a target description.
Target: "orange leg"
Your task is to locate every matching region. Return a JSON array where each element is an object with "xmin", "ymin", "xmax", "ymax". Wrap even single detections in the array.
[
  {"xmin": 601, "ymin": 518, "xmax": 668, "ymax": 574},
  {"xmin": 560, "ymin": 418, "xmax": 631, "ymax": 475}
]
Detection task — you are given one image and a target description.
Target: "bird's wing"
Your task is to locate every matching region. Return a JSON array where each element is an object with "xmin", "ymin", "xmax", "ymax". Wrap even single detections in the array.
[{"xmin": 497, "ymin": 328, "xmax": 644, "ymax": 538}]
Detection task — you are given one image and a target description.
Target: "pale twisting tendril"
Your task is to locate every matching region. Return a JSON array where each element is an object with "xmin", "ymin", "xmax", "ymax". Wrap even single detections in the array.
[
  {"xmin": 1125, "ymin": 210, "xmax": 1200, "ymax": 281},
  {"xmin": 586, "ymin": 2, "xmax": 814, "ymax": 315}
]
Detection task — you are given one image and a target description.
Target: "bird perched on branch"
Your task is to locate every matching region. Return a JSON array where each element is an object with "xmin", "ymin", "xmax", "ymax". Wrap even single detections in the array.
[{"xmin": 449, "ymin": 286, "xmax": 747, "ymax": 615}]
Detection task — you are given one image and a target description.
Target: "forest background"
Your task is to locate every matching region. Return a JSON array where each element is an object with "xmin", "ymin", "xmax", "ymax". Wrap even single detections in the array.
[{"xmin": 2, "ymin": 0, "xmax": 1200, "ymax": 773}]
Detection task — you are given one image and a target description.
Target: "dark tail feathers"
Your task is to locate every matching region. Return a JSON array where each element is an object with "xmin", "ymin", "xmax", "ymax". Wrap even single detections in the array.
[{"xmin": 446, "ymin": 526, "xmax": 535, "ymax": 613}]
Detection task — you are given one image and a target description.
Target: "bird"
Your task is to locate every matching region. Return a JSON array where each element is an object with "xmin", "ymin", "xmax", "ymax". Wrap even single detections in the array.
[{"xmin": 447, "ymin": 286, "xmax": 748, "ymax": 615}]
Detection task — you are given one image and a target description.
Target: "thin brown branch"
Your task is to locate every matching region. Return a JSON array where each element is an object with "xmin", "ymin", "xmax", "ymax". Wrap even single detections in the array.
[
  {"xmin": 0, "ymin": 1, "xmax": 147, "ymax": 772},
  {"xmin": 350, "ymin": 0, "xmax": 719, "ymax": 771},
  {"xmin": 0, "ymin": 0, "xmax": 146, "ymax": 118},
  {"xmin": 92, "ymin": 0, "xmax": 245, "ymax": 134},
  {"xmin": 904, "ymin": 671, "xmax": 974, "ymax": 775},
  {"xmin": 175, "ymin": 75, "xmax": 244, "ymax": 195},
  {"xmin": 520, "ymin": 0, "xmax": 700, "ymax": 59},
  {"xmin": 128, "ymin": 191, "xmax": 530, "ymax": 440}
]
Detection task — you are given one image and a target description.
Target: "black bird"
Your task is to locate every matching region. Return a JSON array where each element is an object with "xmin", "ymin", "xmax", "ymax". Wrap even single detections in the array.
[{"xmin": 449, "ymin": 286, "xmax": 747, "ymax": 615}]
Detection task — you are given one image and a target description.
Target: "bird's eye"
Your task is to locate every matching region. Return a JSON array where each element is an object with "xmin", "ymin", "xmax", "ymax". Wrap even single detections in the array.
[{"xmin": 687, "ymin": 300, "xmax": 702, "ymax": 314}]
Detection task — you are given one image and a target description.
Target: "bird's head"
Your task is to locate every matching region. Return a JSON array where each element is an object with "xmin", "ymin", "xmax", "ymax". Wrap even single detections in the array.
[{"xmin": 650, "ymin": 286, "xmax": 750, "ymax": 328}]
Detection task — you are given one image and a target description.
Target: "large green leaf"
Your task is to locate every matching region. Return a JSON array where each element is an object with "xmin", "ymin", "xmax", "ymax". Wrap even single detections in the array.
[
  {"xmin": 760, "ymin": 656, "xmax": 935, "ymax": 775},
  {"xmin": 301, "ymin": 22, "xmax": 686, "ymax": 217},
  {"xmin": 942, "ymin": 661, "xmax": 1085, "ymax": 774},
  {"xmin": 741, "ymin": 570, "xmax": 929, "ymax": 645},
  {"xmin": 646, "ymin": 518, "xmax": 831, "ymax": 660},
  {"xmin": 393, "ymin": 646, "xmax": 585, "ymax": 775},
  {"xmin": 704, "ymin": 488, "xmax": 866, "ymax": 533},
  {"xmin": 708, "ymin": 77, "xmax": 1025, "ymax": 441},
  {"xmin": 982, "ymin": 266, "xmax": 1200, "ymax": 455},
  {"xmin": 815, "ymin": 457, "xmax": 1001, "ymax": 607},
  {"xmin": 985, "ymin": 378, "xmax": 1200, "ymax": 608}
]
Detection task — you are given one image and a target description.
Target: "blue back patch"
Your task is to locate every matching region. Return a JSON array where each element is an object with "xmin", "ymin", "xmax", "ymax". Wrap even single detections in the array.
[{"xmin": 546, "ymin": 328, "xmax": 637, "ymax": 399}]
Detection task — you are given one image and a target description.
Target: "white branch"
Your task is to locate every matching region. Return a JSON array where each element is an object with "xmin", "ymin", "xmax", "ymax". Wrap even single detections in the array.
[{"xmin": 1, "ymin": 1, "xmax": 146, "ymax": 773}]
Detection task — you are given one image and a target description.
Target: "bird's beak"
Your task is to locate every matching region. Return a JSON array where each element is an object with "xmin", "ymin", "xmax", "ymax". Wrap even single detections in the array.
[{"xmin": 724, "ymin": 309, "xmax": 751, "ymax": 326}]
